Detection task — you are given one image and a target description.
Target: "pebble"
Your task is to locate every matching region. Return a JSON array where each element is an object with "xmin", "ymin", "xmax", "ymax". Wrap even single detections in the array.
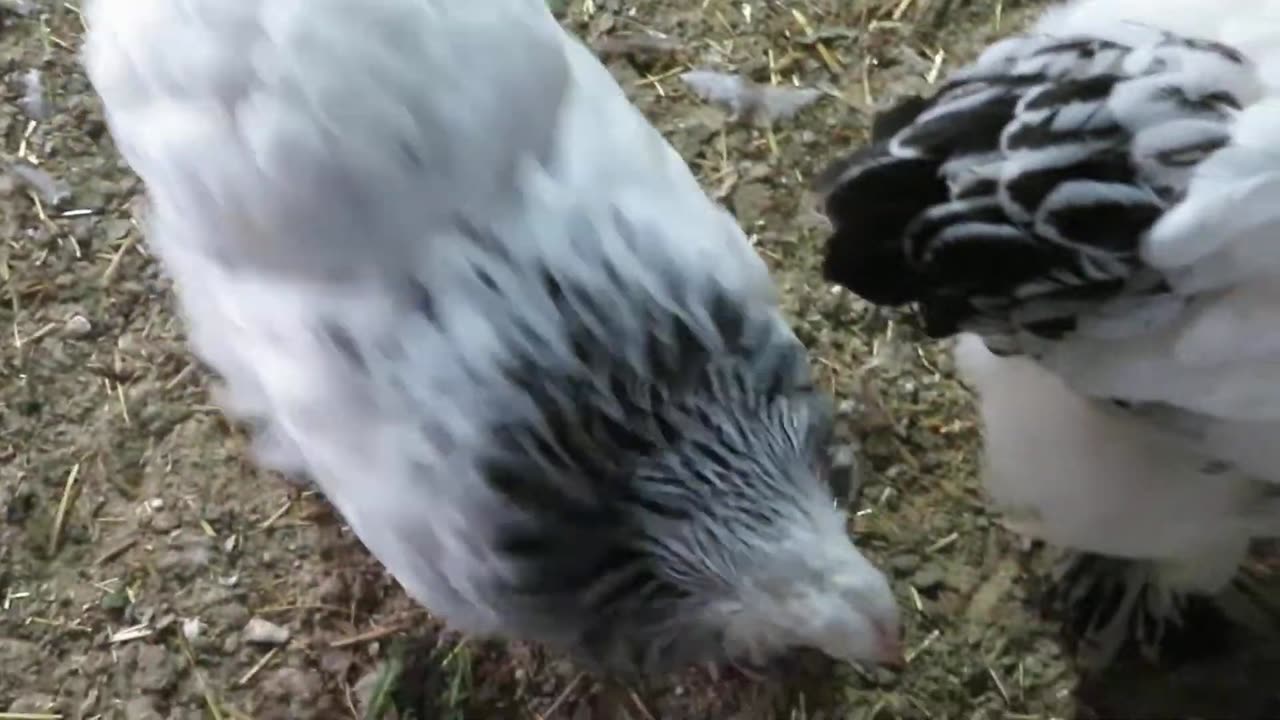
[
  {"xmin": 887, "ymin": 553, "xmax": 921, "ymax": 574},
  {"xmin": 910, "ymin": 564, "xmax": 946, "ymax": 592},
  {"xmin": 124, "ymin": 696, "xmax": 164, "ymax": 720},
  {"xmin": 153, "ymin": 535, "xmax": 212, "ymax": 577},
  {"xmin": 63, "ymin": 314, "xmax": 92, "ymax": 337},
  {"xmin": 243, "ymin": 617, "xmax": 290, "ymax": 646},
  {"xmin": 149, "ymin": 511, "xmax": 181, "ymax": 533},
  {"xmin": 259, "ymin": 667, "xmax": 328, "ymax": 720},
  {"xmin": 132, "ymin": 643, "xmax": 177, "ymax": 692}
]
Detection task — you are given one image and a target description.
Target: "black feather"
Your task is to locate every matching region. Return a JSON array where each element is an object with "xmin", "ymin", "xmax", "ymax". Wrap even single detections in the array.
[
  {"xmin": 1001, "ymin": 155, "xmax": 1139, "ymax": 219},
  {"xmin": 893, "ymin": 83, "xmax": 1025, "ymax": 158},
  {"xmin": 870, "ymin": 94, "xmax": 932, "ymax": 142},
  {"xmin": 820, "ymin": 154, "xmax": 946, "ymax": 305},
  {"xmin": 815, "ymin": 26, "xmax": 1246, "ymax": 349}
]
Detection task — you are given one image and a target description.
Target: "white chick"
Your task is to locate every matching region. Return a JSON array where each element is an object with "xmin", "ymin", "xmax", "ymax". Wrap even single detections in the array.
[
  {"xmin": 82, "ymin": 0, "xmax": 902, "ymax": 676},
  {"xmin": 815, "ymin": 0, "xmax": 1280, "ymax": 667}
]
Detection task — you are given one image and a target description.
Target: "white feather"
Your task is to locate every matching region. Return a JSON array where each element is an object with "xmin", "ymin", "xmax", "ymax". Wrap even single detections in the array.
[
  {"xmin": 82, "ymin": 0, "xmax": 898, "ymax": 671},
  {"xmin": 84, "ymin": 0, "xmax": 766, "ymax": 613},
  {"xmin": 955, "ymin": 0, "xmax": 1280, "ymax": 600},
  {"xmin": 955, "ymin": 334, "xmax": 1280, "ymax": 593},
  {"xmin": 1002, "ymin": 0, "xmax": 1280, "ymax": 425}
]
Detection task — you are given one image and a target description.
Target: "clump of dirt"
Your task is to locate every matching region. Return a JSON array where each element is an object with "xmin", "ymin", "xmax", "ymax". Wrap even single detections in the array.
[{"xmin": 4, "ymin": 0, "xmax": 1278, "ymax": 718}]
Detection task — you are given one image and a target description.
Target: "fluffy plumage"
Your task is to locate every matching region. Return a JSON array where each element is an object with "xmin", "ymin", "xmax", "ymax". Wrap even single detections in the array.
[
  {"xmin": 816, "ymin": 0, "xmax": 1280, "ymax": 665},
  {"xmin": 82, "ymin": 0, "xmax": 901, "ymax": 675}
]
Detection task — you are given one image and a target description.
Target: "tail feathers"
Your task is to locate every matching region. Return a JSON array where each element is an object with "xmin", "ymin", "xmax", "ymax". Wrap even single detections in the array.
[
  {"xmin": 814, "ymin": 10, "xmax": 1280, "ymax": 339},
  {"xmin": 817, "ymin": 114, "xmax": 1083, "ymax": 337},
  {"xmin": 870, "ymin": 95, "xmax": 931, "ymax": 143},
  {"xmin": 818, "ymin": 149, "xmax": 945, "ymax": 307},
  {"xmin": 814, "ymin": 64, "xmax": 1115, "ymax": 339},
  {"xmin": 817, "ymin": 90, "xmax": 963, "ymax": 313}
]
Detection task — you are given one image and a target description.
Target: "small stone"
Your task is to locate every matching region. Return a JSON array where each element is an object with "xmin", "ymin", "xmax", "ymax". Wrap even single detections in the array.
[
  {"xmin": 312, "ymin": 574, "xmax": 347, "ymax": 605},
  {"xmin": 181, "ymin": 618, "xmax": 202, "ymax": 642},
  {"xmin": 887, "ymin": 554, "xmax": 920, "ymax": 574},
  {"xmin": 204, "ymin": 594, "xmax": 249, "ymax": 628},
  {"xmin": 133, "ymin": 644, "xmax": 176, "ymax": 692},
  {"xmin": 153, "ymin": 535, "xmax": 212, "ymax": 577},
  {"xmin": 63, "ymin": 314, "xmax": 92, "ymax": 337},
  {"xmin": 149, "ymin": 511, "xmax": 180, "ymax": 533},
  {"xmin": 243, "ymin": 617, "xmax": 290, "ymax": 646},
  {"xmin": 910, "ymin": 564, "xmax": 946, "ymax": 592},
  {"xmin": 104, "ymin": 218, "xmax": 134, "ymax": 240},
  {"xmin": 124, "ymin": 696, "xmax": 164, "ymax": 720},
  {"xmin": 320, "ymin": 649, "xmax": 353, "ymax": 677},
  {"xmin": 944, "ymin": 563, "xmax": 980, "ymax": 593},
  {"xmin": 259, "ymin": 667, "xmax": 327, "ymax": 720},
  {"xmin": 730, "ymin": 181, "xmax": 771, "ymax": 227}
]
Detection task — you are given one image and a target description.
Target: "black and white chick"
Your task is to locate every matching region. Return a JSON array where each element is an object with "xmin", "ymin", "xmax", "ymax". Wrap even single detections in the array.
[
  {"xmin": 81, "ymin": 0, "xmax": 903, "ymax": 677},
  {"xmin": 814, "ymin": 0, "xmax": 1280, "ymax": 668}
]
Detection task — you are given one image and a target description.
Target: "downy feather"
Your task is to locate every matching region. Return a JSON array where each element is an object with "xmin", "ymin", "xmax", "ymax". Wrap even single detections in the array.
[
  {"xmin": 84, "ymin": 0, "xmax": 900, "ymax": 674},
  {"xmin": 817, "ymin": 0, "xmax": 1280, "ymax": 604}
]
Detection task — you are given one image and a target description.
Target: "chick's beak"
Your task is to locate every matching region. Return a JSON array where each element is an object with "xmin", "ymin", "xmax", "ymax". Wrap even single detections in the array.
[{"xmin": 874, "ymin": 621, "xmax": 905, "ymax": 669}]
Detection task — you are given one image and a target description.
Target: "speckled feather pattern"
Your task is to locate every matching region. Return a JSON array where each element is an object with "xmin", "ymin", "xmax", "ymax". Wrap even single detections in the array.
[
  {"xmin": 82, "ymin": 0, "xmax": 898, "ymax": 675},
  {"xmin": 818, "ymin": 0, "xmax": 1280, "ymax": 647},
  {"xmin": 820, "ymin": 0, "xmax": 1280, "ymax": 421}
]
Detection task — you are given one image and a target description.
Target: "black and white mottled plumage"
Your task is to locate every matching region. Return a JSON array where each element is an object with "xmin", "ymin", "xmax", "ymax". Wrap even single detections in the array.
[
  {"xmin": 817, "ymin": 0, "xmax": 1280, "ymax": 667},
  {"xmin": 82, "ymin": 0, "xmax": 902, "ymax": 676}
]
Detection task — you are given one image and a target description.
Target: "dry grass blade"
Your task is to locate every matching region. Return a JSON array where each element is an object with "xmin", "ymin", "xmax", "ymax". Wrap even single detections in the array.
[
  {"xmin": 537, "ymin": 672, "xmax": 584, "ymax": 720},
  {"xmin": 329, "ymin": 618, "xmax": 418, "ymax": 649},
  {"xmin": 47, "ymin": 462, "xmax": 80, "ymax": 555},
  {"xmin": 178, "ymin": 633, "xmax": 225, "ymax": 720}
]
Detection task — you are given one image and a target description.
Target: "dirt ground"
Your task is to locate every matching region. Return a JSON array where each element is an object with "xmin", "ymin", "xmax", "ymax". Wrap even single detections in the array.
[{"xmin": 3, "ymin": 1, "xmax": 1279, "ymax": 719}]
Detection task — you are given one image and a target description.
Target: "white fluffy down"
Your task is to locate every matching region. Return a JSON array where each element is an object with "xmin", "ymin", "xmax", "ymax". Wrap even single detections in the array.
[
  {"xmin": 955, "ymin": 335, "xmax": 1279, "ymax": 593},
  {"xmin": 955, "ymin": 0, "xmax": 1280, "ymax": 595},
  {"xmin": 81, "ymin": 0, "xmax": 899, "ymax": 672}
]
